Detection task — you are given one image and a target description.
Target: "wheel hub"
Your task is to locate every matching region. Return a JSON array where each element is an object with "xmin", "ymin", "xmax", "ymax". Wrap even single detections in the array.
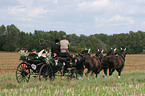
[{"xmin": 21, "ymin": 71, "xmax": 28, "ymax": 77}]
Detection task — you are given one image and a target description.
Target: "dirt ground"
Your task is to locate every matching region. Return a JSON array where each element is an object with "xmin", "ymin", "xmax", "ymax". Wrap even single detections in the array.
[{"xmin": 0, "ymin": 52, "xmax": 145, "ymax": 74}]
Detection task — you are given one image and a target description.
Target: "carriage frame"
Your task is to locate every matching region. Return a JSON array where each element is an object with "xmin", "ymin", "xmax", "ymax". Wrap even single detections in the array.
[{"xmin": 16, "ymin": 52, "xmax": 78, "ymax": 83}]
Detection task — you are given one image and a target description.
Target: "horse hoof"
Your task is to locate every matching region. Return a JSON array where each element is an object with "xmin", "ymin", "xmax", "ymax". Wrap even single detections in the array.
[
  {"xmin": 79, "ymin": 77, "xmax": 83, "ymax": 80},
  {"xmin": 87, "ymin": 77, "xmax": 89, "ymax": 80},
  {"xmin": 103, "ymin": 75, "xmax": 106, "ymax": 78}
]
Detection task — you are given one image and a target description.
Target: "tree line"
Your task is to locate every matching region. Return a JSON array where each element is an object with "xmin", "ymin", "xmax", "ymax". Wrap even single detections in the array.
[{"xmin": 0, "ymin": 24, "xmax": 145, "ymax": 54}]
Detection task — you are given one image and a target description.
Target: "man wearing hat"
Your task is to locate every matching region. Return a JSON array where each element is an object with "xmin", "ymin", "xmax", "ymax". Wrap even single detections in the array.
[{"xmin": 60, "ymin": 35, "xmax": 70, "ymax": 52}]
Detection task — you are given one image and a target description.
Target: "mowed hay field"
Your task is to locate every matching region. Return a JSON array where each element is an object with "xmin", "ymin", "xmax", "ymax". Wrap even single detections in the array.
[
  {"xmin": 0, "ymin": 52, "xmax": 20, "ymax": 74},
  {"xmin": 0, "ymin": 52, "xmax": 145, "ymax": 73}
]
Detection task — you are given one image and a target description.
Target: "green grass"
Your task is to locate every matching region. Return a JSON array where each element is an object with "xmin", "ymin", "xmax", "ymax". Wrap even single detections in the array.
[{"xmin": 0, "ymin": 71, "xmax": 145, "ymax": 96}]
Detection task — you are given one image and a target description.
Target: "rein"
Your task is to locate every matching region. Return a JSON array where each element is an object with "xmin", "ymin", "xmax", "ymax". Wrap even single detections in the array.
[{"xmin": 118, "ymin": 53, "xmax": 125, "ymax": 61}]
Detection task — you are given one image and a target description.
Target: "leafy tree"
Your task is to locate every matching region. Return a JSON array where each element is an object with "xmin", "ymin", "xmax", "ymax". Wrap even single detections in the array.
[
  {"xmin": 0, "ymin": 25, "xmax": 6, "ymax": 51},
  {"xmin": 3, "ymin": 24, "xmax": 20, "ymax": 51},
  {"xmin": 18, "ymin": 32, "xmax": 32, "ymax": 51},
  {"xmin": 1, "ymin": 24, "xmax": 145, "ymax": 54}
]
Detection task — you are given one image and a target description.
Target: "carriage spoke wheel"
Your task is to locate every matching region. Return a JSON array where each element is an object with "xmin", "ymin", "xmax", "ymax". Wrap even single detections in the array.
[
  {"xmin": 67, "ymin": 67, "xmax": 78, "ymax": 80},
  {"xmin": 39, "ymin": 64, "xmax": 53, "ymax": 81},
  {"xmin": 16, "ymin": 62, "xmax": 30, "ymax": 83}
]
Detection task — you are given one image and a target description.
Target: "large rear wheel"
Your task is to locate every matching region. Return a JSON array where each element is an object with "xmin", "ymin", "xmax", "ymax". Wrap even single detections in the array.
[
  {"xmin": 16, "ymin": 62, "xmax": 30, "ymax": 83},
  {"xmin": 39, "ymin": 64, "xmax": 53, "ymax": 81}
]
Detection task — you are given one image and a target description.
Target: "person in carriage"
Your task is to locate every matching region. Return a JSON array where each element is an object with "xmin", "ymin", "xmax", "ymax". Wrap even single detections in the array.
[
  {"xmin": 28, "ymin": 49, "xmax": 48, "ymax": 58},
  {"xmin": 59, "ymin": 35, "xmax": 72, "ymax": 59},
  {"xmin": 28, "ymin": 49, "xmax": 38, "ymax": 58},
  {"xmin": 51, "ymin": 39, "xmax": 60, "ymax": 58},
  {"xmin": 54, "ymin": 35, "xmax": 72, "ymax": 67},
  {"xmin": 38, "ymin": 49, "xmax": 48, "ymax": 57},
  {"xmin": 60, "ymin": 35, "xmax": 70, "ymax": 53},
  {"xmin": 27, "ymin": 49, "xmax": 49, "ymax": 64}
]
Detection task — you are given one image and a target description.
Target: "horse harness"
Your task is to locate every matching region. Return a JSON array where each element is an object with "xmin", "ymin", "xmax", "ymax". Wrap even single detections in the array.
[
  {"xmin": 118, "ymin": 53, "xmax": 125, "ymax": 61},
  {"xmin": 92, "ymin": 56, "xmax": 101, "ymax": 67}
]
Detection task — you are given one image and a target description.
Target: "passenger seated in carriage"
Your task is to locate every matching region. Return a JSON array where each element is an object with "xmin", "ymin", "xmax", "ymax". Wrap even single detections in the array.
[
  {"xmin": 28, "ymin": 49, "xmax": 48, "ymax": 59},
  {"xmin": 28, "ymin": 49, "xmax": 38, "ymax": 58},
  {"xmin": 38, "ymin": 49, "xmax": 48, "ymax": 58}
]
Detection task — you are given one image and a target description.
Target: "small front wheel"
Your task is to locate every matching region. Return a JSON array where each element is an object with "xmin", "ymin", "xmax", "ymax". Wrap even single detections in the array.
[
  {"xmin": 67, "ymin": 67, "xmax": 78, "ymax": 80},
  {"xmin": 39, "ymin": 64, "xmax": 53, "ymax": 81},
  {"xmin": 16, "ymin": 62, "xmax": 30, "ymax": 83}
]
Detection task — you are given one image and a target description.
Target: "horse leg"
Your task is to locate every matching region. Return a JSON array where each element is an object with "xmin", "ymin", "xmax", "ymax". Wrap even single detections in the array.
[
  {"xmin": 116, "ymin": 68, "xmax": 122, "ymax": 78},
  {"xmin": 109, "ymin": 68, "xmax": 115, "ymax": 76},
  {"xmin": 91, "ymin": 71, "xmax": 94, "ymax": 76},
  {"xmin": 85, "ymin": 69, "xmax": 91, "ymax": 80},
  {"xmin": 78, "ymin": 69, "xmax": 84, "ymax": 79},
  {"xmin": 103, "ymin": 68, "xmax": 107, "ymax": 77},
  {"xmin": 62, "ymin": 64, "xmax": 68, "ymax": 76},
  {"xmin": 94, "ymin": 71, "xmax": 98, "ymax": 79}
]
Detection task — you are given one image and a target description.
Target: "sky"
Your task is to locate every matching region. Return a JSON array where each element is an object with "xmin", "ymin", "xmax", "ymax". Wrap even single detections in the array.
[{"xmin": 0, "ymin": 0, "xmax": 145, "ymax": 36}]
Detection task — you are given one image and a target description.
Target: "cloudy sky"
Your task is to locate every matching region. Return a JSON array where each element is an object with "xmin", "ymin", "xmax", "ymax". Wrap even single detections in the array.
[{"xmin": 0, "ymin": 0, "xmax": 145, "ymax": 35}]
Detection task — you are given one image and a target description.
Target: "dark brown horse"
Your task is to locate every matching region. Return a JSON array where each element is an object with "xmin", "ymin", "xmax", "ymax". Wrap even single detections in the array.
[
  {"xmin": 102, "ymin": 48, "xmax": 126, "ymax": 78},
  {"xmin": 101, "ymin": 48, "xmax": 117, "ymax": 77},
  {"xmin": 74, "ymin": 49, "xmax": 103, "ymax": 79},
  {"xmin": 83, "ymin": 49, "xmax": 103, "ymax": 78},
  {"xmin": 91, "ymin": 56, "xmax": 102, "ymax": 78}
]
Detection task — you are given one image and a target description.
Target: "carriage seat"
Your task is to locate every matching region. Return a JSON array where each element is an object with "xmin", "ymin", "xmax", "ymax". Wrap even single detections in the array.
[
  {"xmin": 58, "ymin": 52, "xmax": 70, "ymax": 57},
  {"xmin": 58, "ymin": 52, "xmax": 71, "ymax": 62}
]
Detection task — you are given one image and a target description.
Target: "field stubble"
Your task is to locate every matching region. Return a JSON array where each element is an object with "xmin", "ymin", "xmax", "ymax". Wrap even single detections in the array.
[
  {"xmin": 0, "ymin": 52, "xmax": 145, "ymax": 95},
  {"xmin": 0, "ymin": 52, "xmax": 145, "ymax": 73}
]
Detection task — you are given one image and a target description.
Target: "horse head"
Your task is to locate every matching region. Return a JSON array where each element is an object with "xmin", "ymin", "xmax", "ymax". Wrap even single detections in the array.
[
  {"xmin": 106, "ymin": 48, "xmax": 117, "ymax": 56},
  {"xmin": 96, "ymin": 49, "xmax": 104, "ymax": 60},
  {"xmin": 119, "ymin": 48, "xmax": 127, "ymax": 58},
  {"xmin": 73, "ymin": 53, "xmax": 86, "ymax": 66},
  {"xmin": 73, "ymin": 53, "xmax": 86, "ymax": 76}
]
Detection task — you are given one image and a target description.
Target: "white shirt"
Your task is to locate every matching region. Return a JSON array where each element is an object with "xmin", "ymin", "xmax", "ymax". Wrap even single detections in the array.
[{"xmin": 60, "ymin": 39, "xmax": 70, "ymax": 49}]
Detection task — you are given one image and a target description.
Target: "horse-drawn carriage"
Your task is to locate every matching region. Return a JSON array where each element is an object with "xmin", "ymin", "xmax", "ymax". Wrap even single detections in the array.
[
  {"xmin": 16, "ymin": 50, "xmax": 78, "ymax": 83},
  {"xmin": 16, "ymin": 48, "xmax": 126, "ymax": 83}
]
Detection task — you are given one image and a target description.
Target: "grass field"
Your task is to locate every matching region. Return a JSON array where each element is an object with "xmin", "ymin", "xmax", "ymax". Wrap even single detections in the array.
[{"xmin": 0, "ymin": 52, "xmax": 145, "ymax": 95}]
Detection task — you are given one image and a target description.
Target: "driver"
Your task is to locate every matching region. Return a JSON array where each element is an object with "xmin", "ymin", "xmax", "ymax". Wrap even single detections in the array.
[{"xmin": 60, "ymin": 35, "xmax": 70, "ymax": 53}]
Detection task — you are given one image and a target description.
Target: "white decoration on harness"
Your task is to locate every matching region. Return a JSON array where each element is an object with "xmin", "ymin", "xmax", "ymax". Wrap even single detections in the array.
[
  {"xmin": 63, "ymin": 62, "xmax": 65, "ymax": 65},
  {"xmin": 55, "ymin": 60, "xmax": 58, "ymax": 65},
  {"xmin": 75, "ymin": 59, "xmax": 77, "ymax": 63},
  {"xmin": 31, "ymin": 64, "xmax": 36, "ymax": 70}
]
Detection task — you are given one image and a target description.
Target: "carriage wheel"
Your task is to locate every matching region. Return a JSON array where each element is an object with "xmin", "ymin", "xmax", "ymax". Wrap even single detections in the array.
[
  {"xmin": 67, "ymin": 67, "xmax": 78, "ymax": 80},
  {"xmin": 39, "ymin": 64, "xmax": 53, "ymax": 81},
  {"xmin": 16, "ymin": 62, "xmax": 30, "ymax": 83}
]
